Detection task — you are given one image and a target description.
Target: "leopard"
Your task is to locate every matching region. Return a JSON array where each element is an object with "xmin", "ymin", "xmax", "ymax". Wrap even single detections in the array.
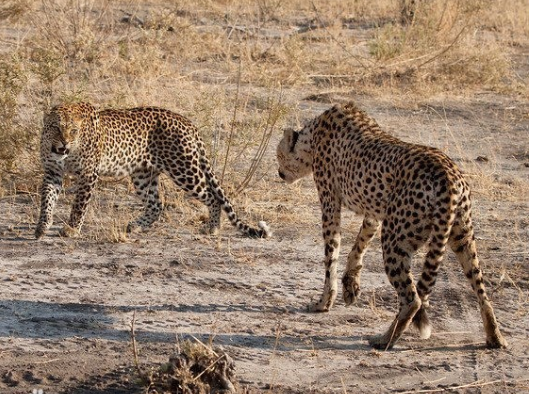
[
  {"xmin": 276, "ymin": 101, "xmax": 507, "ymax": 350},
  {"xmin": 35, "ymin": 102, "xmax": 272, "ymax": 240}
]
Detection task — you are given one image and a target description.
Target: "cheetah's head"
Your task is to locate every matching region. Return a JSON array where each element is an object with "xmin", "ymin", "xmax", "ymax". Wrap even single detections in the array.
[
  {"xmin": 42, "ymin": 102, "xmax": 97, "ymax": 161},
  {"xmin": 276, "ymin": 124, "xmax": 313, "ymax": 184}
]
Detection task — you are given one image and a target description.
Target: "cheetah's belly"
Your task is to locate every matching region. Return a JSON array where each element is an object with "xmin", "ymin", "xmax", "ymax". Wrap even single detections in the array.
[{"xmin": 342, "ymin": 193, "xmax": 386, "ymax": 220}]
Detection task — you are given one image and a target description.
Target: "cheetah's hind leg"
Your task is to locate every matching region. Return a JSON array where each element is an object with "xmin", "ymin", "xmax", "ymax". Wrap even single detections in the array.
[
  {"xmin": 411, "ymin": 299, "xmax": 432, "ymax": 340},
  {"xmin": 369, "ymin": 219, "xmax": 424, "ymax": 349},
  {"xmin": 449, "ymin": 213, "xmax": 508, "ymax": 348},
  {"xmin": 369, "ymin": 295, "xmax": 422, "ymax": 350}
]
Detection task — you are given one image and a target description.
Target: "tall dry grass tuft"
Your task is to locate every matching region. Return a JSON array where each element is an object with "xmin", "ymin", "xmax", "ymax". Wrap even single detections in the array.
[
  {"xmin": 0, "ymin": 1, "xmax": 31, "ymax": 22},
  {"xmin": 366, "ymin": 0, "xmax": 521, "ymax": 93},
  {"xmin": 0, "ymin": 55, "xmax": 35, "ymax": 195},
  {"xmin": 0, "ymin": 56, "xmax": 26, "ymax": 168}
]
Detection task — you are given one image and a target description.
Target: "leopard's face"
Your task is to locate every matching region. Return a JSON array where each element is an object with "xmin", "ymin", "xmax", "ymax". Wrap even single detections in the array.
[
  {"xmin": 44, "ymin": 109, "xmax": 86, "ymax": 162},
  {"xmin": 276, "ymin": 125, "xmax": 314, "ymax": 184}
]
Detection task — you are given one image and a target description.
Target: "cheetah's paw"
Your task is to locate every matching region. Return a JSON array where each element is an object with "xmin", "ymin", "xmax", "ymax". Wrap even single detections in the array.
[{"xmin": 342, "ymin": 274, "xmax": 361, "ymax": 306}]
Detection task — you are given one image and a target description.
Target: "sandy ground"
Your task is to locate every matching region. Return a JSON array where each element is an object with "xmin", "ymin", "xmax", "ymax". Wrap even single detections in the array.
[{"xmin": 0, "ymin": 93, "xmax": 529, "ymax": 393}]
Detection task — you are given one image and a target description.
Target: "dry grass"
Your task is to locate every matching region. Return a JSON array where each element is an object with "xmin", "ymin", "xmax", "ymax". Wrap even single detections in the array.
[
  {"xmin": 0, "ymin": 0, "xmax": 528, "ymax": 243},
  {"xmin": 367, "ymin": 0, "xmax": 521, "ymax": 89}
]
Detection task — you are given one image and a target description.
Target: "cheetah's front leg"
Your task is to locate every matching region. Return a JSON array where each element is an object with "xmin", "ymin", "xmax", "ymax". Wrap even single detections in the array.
[
  {"xmin": 309, "ymin": 196, "xmax": 342, "ymax": 312},
  {"xmin": 342, "ymin": 216, "xmax": 380, "ymax": 306}
]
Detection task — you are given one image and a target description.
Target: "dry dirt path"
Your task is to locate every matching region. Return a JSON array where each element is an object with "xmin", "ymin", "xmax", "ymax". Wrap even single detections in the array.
[{"xmin": 0, "ymin": 97, "xmax": 528, "ymax": 393}]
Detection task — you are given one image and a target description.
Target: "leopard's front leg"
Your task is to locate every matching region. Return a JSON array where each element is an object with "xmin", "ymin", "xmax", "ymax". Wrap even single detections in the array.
[
  {"xmin": 35, "ymin": 163, "xmax": 64, "ymax": 239},
  {"xmin": 60, "ymin": 172, "xmax": 98, "ymax": 238},
  {"xmin": 309, "ymin": 193, "xmax": 342, "ymax": 312}
]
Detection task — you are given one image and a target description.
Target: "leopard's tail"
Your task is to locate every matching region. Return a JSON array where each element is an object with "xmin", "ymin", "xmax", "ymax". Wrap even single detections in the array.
[{"xmin": 204, "ymin": 162, "xmax": 272, "ymax": 238}]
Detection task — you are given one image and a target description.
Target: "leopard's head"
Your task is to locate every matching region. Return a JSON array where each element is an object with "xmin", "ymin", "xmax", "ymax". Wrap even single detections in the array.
[
  {"xmin": 276, "ymin": 122, "xmax": 313, "ymax": 184},
  {"xmin": 42, "ymin": 102, "xmax": 97, "ymax": 161}
]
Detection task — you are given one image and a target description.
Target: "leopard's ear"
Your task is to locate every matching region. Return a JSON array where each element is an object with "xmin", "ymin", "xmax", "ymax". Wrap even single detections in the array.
[
  {"xmin": 43, "ymin": 111, "xmax": 53, "ymax": 124},
  {"xmin": 44, "ymin": 106, "xmax": 59, "ymax": 122},
  {"xmin": 71, "ymin": 112, "xmax": 85, "ymax": 129}
]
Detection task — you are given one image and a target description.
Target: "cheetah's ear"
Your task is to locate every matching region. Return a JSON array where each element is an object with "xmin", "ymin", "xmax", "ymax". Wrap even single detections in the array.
[{"xmin": 288, "ymin": 129, "xmax": 299, "ymax": 153}]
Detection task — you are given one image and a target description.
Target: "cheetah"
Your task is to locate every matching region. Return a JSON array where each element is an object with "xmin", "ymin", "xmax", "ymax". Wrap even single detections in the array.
[
  {"xmin": 276, "ymin": 101, "xmax": 507, "ymax": 350},
  {"xmin": 35, "ymin": 102, "xmax": 271, "ymax": 239}
]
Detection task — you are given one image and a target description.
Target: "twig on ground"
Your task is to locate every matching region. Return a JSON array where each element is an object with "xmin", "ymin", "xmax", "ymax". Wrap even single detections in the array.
[
  {"xmin": 190, "ymin": 335, "xmax": 219, "ymax": 357},
  {"xmin": 129, "ymin": 311, "xmax": 143, "ymax": 377},
  {"xmin": 397, "ymin": 379, "xmax": 526, "ymax": 393}
]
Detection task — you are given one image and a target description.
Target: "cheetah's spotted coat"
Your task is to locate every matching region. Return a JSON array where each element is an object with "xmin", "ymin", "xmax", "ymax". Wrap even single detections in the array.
[{"xmin": 276, "ymin": 102, "xmax": 507, "ymax": 349}]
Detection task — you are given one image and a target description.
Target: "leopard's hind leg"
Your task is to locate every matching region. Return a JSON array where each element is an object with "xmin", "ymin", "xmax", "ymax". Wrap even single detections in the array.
[{"xmin": 127, "ymin": 169, "xmax": 163, "ymax": 232}]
